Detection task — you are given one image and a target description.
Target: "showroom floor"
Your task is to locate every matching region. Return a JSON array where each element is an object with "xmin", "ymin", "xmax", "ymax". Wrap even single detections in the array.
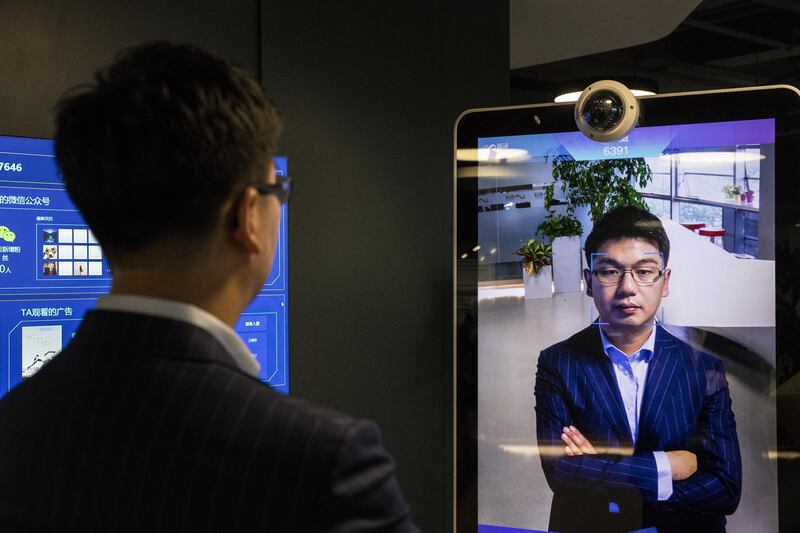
[{"xmin": 477, "ymin": 288, "xmax": 590, "ymax": 530}]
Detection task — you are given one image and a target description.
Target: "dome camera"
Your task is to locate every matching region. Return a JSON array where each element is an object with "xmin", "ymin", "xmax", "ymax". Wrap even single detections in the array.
[{"xmin": 574, "ymin": 80, "xmax": 640, "ymax": 142}]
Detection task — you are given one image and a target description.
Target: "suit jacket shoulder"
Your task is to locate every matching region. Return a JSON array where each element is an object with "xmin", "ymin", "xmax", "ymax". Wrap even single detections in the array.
[
  {"xmin": 0, "ymin": 310, "xmax": 417, "ymax": 533},
  {"xmin": 539, "ymin": 324, "xmax": 603, "ymax": 364}
]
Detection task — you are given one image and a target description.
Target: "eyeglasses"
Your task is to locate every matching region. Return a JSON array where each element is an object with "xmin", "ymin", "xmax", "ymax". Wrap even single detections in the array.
[
  {"xmin": 591, "ymin": 267, "xmax": 664, "ymax": 286},
  {"xmin": 251, "ymin": 174, "xmax": 292, "ymax": 204}
]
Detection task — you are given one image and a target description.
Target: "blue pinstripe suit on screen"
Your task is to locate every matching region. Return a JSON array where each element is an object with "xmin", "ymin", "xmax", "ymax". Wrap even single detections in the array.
[{"xmin": 534, "ymin": 324, "xmax": 741, "ymax": 533}]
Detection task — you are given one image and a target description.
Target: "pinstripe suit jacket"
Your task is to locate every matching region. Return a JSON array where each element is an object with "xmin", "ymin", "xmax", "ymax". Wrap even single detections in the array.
[
  {"xmin": 534, "ymin": 324, "xmax": 741, "ymax": 533},
  {"xmin": 0, "ymin": 310, "xmax": 417, "ymax": 533}
]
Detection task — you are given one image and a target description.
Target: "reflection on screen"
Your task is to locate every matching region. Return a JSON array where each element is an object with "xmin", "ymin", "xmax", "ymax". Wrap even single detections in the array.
[
  {"xmin": 475, "ymin": 119, "xmax": 777, "ymax": 533},
  {"xmin": 0, "ymin": 136, "xmax": 290, "ymax": 396}
]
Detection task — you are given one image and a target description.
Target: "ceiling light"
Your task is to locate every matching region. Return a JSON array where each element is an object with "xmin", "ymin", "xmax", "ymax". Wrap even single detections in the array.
[
  {"xmin": 555, "ymin": 88, "xmax": 656, "ymax": 103},
  {"xmin": 553, "ymin": 77, "xmax": 658, "ymax": 103}
]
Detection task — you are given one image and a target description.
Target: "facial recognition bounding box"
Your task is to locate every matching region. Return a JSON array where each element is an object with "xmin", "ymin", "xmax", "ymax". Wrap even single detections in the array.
[{"xmin": 0, "ymin": 137, "xmax": 290, "ymax": 397}]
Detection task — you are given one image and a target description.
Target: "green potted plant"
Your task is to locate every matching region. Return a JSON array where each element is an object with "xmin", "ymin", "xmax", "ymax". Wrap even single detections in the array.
[
  {"xmin": 722, "ymin": 184, "xmax": 743, "ymax": 200},
  {"xmin": 546, "ymin": 157, "xmax": 654, "ymax": 223},
  {"xmin": 536, "ymin": 213, "xmax": 583, "ymax": 242},
  {"xmin": 537, "ymin": 213, "xmax": 583, "ymax": 294},
  {"xmin": 515, "ymin": 239, "xmax": 553, "ymax": 299}
]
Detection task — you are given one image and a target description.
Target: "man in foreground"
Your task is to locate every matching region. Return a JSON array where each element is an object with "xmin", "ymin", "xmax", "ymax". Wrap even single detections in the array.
[
  {"xmin": 0, "ymin": 42, "xmax": 416, "ymax": 532},
  {"xmin": 534, "ymin": 206, "xmax": 741, "ymax": 533}
]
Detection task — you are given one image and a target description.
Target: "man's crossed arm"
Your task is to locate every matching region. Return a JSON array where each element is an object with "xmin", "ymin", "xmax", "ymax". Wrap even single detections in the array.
[
  {"xmin": 560, "ymin": 425, "xmax": 696, "ymax": 481},
  {"xmin": 535, "ymin": 351, "xmax": 741, "ymax": 513}
]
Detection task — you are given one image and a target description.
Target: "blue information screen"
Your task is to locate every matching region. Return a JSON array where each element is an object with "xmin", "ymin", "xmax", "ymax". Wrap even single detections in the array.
[{"xmin": 0, "ymin": 136, "xmax": 289, "ymax": 396}]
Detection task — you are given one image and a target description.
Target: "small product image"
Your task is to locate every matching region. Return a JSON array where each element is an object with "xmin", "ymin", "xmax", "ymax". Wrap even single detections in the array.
[
  {"xmin": 73, "ymin": 229, "xmax": 88, "ymax": 244},
  {"xmin": 88, "ymin": 246, "xmax": 102, "ymax": 260},
  {"xmin": 88, "ymin": 262, "xmax": 102, "ymax": 276},
  {"xmin": 43, "ymin": 246, "xmax": 57, "ymax": 260},
  {"xmin": 73, "ymin": 245, "xmax": 88, "ymax": 260},
  {"xmin": 58, "ymin": 262, "xmax": 73, "ymax": 276},
  {"xmin": 58, "ymin": 245, "xmax": 73, "ymax": 260},
  {"xmin": 57, "ymin": 228, "xmax": 72, "ymax": 244},
  {"xmin": 88, "ymin": 230, "xmax": 98, "ymax": 244},
  {"xmin": 43, "ymin": 229, "xmax": 57, "ymax": 243},
  {"xmin": 21, "ymin": 325, "xmax": 62, "ymax": 379},
  {"xmin": 42, "ymin": 261, "xmax": 57, "ymax": 276},
  {"xmin": 74, "ymin": 261, "xmax": 88, "ymax": 276}
]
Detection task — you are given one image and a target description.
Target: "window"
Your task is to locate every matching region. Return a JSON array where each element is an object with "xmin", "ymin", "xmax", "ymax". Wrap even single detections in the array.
[
  {"xmin": 675, "ymin": 149, "xmax": 735, "ymax": 202},
  {"xmin": 638, "ymin": 156, "xmax": 671, "ymax": 196},
  {"xmin": 737, "ymin": 146, "xmax": 761, "ymax": 196},
  {"xmin": 677, "ymin": 202, "xmax": 722, "ymax": 228},
  {"xmin": 644, "ymin": 197, "xmax": 670, "ymax": 219}
]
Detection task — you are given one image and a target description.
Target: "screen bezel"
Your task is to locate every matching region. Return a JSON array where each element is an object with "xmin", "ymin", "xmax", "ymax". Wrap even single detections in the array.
[{"xmin": 453, "ymin": 85, "xmax": 800, "ymax": 532}]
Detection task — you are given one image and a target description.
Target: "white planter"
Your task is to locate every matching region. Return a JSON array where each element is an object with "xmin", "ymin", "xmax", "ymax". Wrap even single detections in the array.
[
  {"xmin": 523, "ymin": 265, "xmax": 553, "ymax": 299},
  {"xmin": 552, "ymin": 236, "xmax": 582, "ymax": 293}
]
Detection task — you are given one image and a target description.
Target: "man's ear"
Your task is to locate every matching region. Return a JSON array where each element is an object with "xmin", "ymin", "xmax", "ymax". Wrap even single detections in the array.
[
  {"xmin": 661, "ymin": 267, "xmax": 671, "ymax": 298},
  {"xmin": 230, "ymin": 186, "xmax": 262, "ymax": 255},
  {"xmin": 583, "ymin": 268, "xmax": 594, "ymax": 297}
]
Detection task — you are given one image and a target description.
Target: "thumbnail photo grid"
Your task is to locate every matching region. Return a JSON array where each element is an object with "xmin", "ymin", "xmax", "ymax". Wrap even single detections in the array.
[{"xmin": 39, "ymin": 226, "xmax": 106, "ymax": 279}]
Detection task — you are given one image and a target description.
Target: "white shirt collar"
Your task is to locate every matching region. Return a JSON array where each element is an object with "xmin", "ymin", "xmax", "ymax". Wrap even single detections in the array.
[
  {"xmin": 599, "ymin": 324, "xmax": 657, "ymax": 361},
  {"xmin": 95, "ymin": 294, "xmax": 260, "ymax": 378}
]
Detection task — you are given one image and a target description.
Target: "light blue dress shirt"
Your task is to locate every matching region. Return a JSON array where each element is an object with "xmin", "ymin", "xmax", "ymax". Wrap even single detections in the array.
[{"xmin": 599, "ymin": 326, "xmax": 673, "ymax": 501}]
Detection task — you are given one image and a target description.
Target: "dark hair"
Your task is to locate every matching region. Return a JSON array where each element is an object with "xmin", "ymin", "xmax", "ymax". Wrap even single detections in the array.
[
  {"xmin": 55, "ymin": 41, "xmax": 282, "ymax": 261},
  {"xmin": 584, "ymin": 206, "xmax": 670, "ymax": 267}
]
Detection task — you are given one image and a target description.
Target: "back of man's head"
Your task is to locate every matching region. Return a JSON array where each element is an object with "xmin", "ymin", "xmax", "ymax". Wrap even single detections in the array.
[
  {"xmin": 55, "ymin": 42, "xmax": 282, "ymax": 264},
  {"xmin": 584, "ymin": 205, "xmax": 670, "ymax": 266}
]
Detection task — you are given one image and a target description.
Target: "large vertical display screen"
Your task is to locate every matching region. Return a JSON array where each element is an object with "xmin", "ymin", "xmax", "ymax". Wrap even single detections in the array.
[
  {"xmin": 0, "ymin": 136, "xmax": 289, "ymax": 397},
  {"xmin": 456, "ymin": 87, "xmax": 800, "ymax": 533},
  {"xmin": 476, "ymin": 119, "xmax": 778, "ymax": 532}
]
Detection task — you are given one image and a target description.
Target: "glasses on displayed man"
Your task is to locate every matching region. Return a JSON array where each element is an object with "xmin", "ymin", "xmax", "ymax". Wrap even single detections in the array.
[
  {"xmin": 591, "ymin": 267, "xmax": 664, "ymax": 286},
  {"xmin": 251, "ymin": 174, "xmax": 293, "ymax": 204}
]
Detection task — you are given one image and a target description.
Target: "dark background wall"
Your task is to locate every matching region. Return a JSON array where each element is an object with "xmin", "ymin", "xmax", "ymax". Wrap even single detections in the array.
[
  {"xmin": 0, "ymin": 1, "xmax": 509, "ymax": 530},
  {"xmin": 260, "ymin": 3, "xmax": 508, "ymax": 530},
  {"xmin": 0, "ymin": 1, "xmax": 260, "ymax": 136}
]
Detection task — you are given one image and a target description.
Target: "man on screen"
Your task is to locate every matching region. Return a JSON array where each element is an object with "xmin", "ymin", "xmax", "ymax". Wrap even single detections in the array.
[
  {"xmin": 0, "ymin": 42, "xmax": 416, "ymax": 532},
  {"xmin": 534, "ymin": 206, "xmax": 741, "ymax": 533}
]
